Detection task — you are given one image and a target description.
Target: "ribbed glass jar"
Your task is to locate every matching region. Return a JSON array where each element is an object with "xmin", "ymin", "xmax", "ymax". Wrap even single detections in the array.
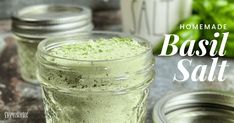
[
  {"xmin": 12, "ymin": 4, "xmax": 92, "ymax": 83},
  {"xmin": 37, "ymin": 32, "xmax": 155, "ymax": 123}
]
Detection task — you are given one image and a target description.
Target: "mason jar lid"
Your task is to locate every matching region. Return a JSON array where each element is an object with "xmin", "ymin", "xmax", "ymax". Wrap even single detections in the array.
[
  {"xmin": 12, "ymin": 4, "xmax": 92, "ymax": 40},
  {"xmin": 14, "ymin": 23, "xmax": 93, "ymax": 40},
  {"xmin": 153, "ymin": 90, "xmax": 234, "ymax": 123}
]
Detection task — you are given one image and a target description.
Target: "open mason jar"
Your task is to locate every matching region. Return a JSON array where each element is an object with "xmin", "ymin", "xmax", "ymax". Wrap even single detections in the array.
[{"xmin": 37, "ymin": 32, "xmax": 155, "ymax": 123}]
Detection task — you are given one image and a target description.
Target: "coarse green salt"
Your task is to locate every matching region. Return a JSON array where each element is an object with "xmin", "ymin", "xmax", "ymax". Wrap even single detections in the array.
[{"xmin": 49, "ymin": 37, "xmax": 148, "ymax": 60}]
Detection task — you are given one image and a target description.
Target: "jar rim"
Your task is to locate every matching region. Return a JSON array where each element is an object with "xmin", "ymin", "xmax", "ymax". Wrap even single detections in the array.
[{"xmin": 37, "ymin": 31, "xmax": 152, "ymax": 63}]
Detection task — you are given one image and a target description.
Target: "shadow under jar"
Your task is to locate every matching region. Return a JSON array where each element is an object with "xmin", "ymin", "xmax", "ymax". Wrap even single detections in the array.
[
  {"xmin": 37, "ymin": 32, "xmax": 155, "ymax": 123},
  {"xmin": 12, "ymin": 4, "xmax": 93, "ymax": 83}
]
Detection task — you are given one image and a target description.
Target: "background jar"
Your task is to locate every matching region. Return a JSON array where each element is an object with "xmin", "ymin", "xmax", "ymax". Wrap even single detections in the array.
[
  {"xmin": 12, "ymin": 4, "xmax": 93, "ymax": 83},
  {"xmin": 37, "ymin": 32, "xmax": 155, "ymax": 123}
]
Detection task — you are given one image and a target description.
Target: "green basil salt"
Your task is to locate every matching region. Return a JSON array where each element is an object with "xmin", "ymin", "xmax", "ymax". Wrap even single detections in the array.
[
  {"xmin": 37, "ymin": 34, "xmax": 155, "ymax": 123},
  {"xmin": 16, "ymin": 39, "xmax": 39, "ymax": 82},
  {"xmin": 50, "ymin": 38, "xmax": 146, "ymax": 60}
]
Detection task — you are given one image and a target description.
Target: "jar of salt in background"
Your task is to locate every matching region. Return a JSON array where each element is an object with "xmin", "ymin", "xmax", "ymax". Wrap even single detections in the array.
[{"xmin": 12, "ymin": 4, "xmax": 93, "ymax": 84}]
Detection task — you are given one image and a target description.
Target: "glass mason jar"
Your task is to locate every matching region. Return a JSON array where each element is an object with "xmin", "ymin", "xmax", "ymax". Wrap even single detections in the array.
[
  {"xmin": 37, "ymin": 32, "xmax": 155, "ymax": 123},
  {"xmin": 12, "ymin": 4, "xmax": 92, "ymax": 83}
]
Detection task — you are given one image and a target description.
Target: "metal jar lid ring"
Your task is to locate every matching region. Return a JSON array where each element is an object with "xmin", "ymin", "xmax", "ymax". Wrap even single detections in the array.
[
  {"xmin": 12, "ymin": 4, "xmax": 93, "ymax": 40},
  {"xmin": 153, "ymin": 90, "xmax": 234, "ymax": 123},
  {"xmin": 12, "ymin": 4, "xmax": 91, "ymax": 25}
]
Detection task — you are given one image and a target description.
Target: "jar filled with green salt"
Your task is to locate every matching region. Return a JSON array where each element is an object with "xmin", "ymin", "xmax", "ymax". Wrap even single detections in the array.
[
  {"xmin": 37, "ymin": 32, "xmax": 155, "ymax": 123},
  {"xmin": 12, "ymin": 4, "xmax": 93, "ymax": 84}
]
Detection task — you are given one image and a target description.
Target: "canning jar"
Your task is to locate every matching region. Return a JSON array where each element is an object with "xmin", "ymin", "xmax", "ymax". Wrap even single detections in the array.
[
  {"xmin": 12, "ymin": 4, "xmax": 93, "ymax": 83},
  {"xmin": 37, "ymin": 32, "xmax": 155, "ymax": 123}
]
